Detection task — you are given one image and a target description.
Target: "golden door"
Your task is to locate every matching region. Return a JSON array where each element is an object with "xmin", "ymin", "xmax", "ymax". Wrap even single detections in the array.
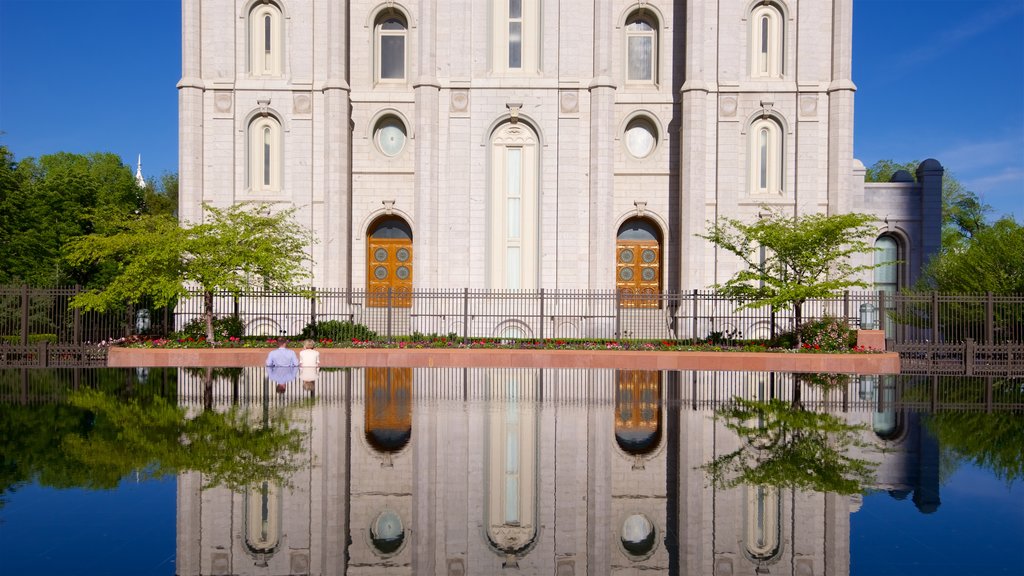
[
  {"xmin": 616, "ymin": 239, "xmax": 660, "ymax": 308},
  {"xmin": 367, "ymin": 237, "xmax": 413, "ymax": 307}
]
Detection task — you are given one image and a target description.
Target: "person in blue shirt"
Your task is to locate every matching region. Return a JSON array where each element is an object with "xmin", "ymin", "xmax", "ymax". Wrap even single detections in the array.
[{"xmin": 265, "ymin": 339, "xmax": 299, "ymax": 367}]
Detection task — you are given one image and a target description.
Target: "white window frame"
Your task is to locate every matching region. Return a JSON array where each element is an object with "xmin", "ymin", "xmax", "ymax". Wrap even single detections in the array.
[
  {"xmin": 624, "ymin": 13, "xmax": 657, "ymax": 85},
  {"xmin": 248, "ymin": 115, "xmax": 282, "ymax": 193},
  {"xmin": 750, "ymin": 3, "xmax": 784, "ymax": 79},
  {"xmin": 375, "ymin": 15, "xmax": 408, "ymax": 83},
  {"xmin": 492, "ymin": 0, "xmax": 540, "ymax": 74},
  {"xmin": 490, "ymin": 124, "xmax": 538, "ymax": 289},
  {"xmin": 748, "ymin": 117, "xmax": 784, "ymax": 196},
  {"xmin": 249, "ymin": 3, "xmax": 283, "ymax": 77}
]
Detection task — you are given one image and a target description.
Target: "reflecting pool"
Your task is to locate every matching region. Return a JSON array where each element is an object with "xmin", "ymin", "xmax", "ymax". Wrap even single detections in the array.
[{"xmin": 1, "ymin": 367, "xmax": 1022, "ymax": 576}]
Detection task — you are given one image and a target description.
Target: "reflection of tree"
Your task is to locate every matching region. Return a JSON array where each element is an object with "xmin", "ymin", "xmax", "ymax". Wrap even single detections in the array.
[
  {"xmin": 701, "ymin": 396, "xmax": 877, "ymax": 495},
  {"xmin": 60, "ymin": 388, "xmax": 307, "ymax": 492},
  {"xmin": 923, "ymin": 377, "xmax": 1024, "ymax": 483}
]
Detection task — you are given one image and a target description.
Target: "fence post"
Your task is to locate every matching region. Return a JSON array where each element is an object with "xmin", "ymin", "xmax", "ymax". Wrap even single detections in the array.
[
  {"xmin": 614, "ymin": 289, "xmax": 621, "ymax": 339},
  {"xmin": 692, "ymin": 289, "xmax": 699, "ymax": 342},
  {"xmin": 462, "ymin": 288, "xmax": 469, "ymax": 343},
  {"xmin": 73, "ymin": 285, "xmax": 82, "ymax": 345},
  {"xmin": 539, "ymin": 288, "xmax": 545, "ymax": 341},
  {"xmin": 310, "ymin": 287, "xmax": 318, "ymax": 337},
  {"xmin": 770, "ymin": 305, "xmax": 776, "ymax": 340},
  {"xmin": 930, "ymin": 291, "xmax": 939, "ymax": 343},
  {"xmin": 964, "ymin": 338, "xmax": 975, "ymax": 376},
  {"xmin": 843, "ymin": 290, "xmax": 850, "ymax": 322},
  {"xmin": 985, "ymin": 291, "xmax": 994, "ymax": 345},
  {"xmin": 387, "ymin": 287, "xmax": 393, "ymax": 343},
  {"xmin": 20, "ymin": 285, "xmax": 29, "ymax": 346}
]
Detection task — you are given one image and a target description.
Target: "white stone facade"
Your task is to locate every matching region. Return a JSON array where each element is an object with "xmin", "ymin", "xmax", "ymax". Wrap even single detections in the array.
[{"xmin": 180, "ymin": 0, "xmax": 941, "ymax": 294}]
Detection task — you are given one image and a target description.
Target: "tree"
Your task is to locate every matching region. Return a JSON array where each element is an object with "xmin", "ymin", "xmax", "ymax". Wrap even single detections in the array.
[
  {"xmin": 700, "ymin": 395, "xmax": 877, "ymax": 495},
  {"xmin": 65, "ymin": 202, "xmax": 315, "ymax": 342},
  {"xmin": 865, "ymin": 159, "xmax": 989, "ymax": 251},
  {"xmin": 0, "ymin": 149, "xmax": 148, "ymax": 287},
  {"xmin": 699, "ymin": 208, "xmax": 880, "ymax": 345}
]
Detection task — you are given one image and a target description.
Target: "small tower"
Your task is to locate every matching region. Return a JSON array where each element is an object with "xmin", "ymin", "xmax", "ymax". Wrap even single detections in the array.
[{"xmin": 135, "ymin": 154, "xmax": 145, "ymax": 187}]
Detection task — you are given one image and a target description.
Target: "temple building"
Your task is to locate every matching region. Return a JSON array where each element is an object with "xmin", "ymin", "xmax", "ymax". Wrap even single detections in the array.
[{"xmin": 178, "ymin": 0, "xmax": 942, "ymax": 298}]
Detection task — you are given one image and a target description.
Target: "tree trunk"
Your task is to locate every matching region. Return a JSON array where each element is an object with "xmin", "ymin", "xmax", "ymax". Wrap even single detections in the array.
[
  {"xmin": 794, "ymin": 301, "xmax": 804, "ymax": 348},
  {"xmin": 204, "ymin": 290, "xmax": 215, "ymax": 343}
]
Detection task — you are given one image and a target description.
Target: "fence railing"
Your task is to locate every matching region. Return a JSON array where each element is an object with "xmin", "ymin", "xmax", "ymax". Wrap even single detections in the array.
[
  {"xmin": 171, "ymin": 288, "xmax": 884, "ymax": 343},
  {"xmin": 2, "ymin": 285, "xmax": 1021, "ymax": 373}
]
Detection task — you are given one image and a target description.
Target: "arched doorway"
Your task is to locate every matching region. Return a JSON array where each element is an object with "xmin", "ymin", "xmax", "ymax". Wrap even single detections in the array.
[
  {"xmin": 367, "ymin": 216, "xmax": 413, "ymax": 307},
  {"xmin": 616, "ymin": 218, "xmax": 662, "ymax": 308}
]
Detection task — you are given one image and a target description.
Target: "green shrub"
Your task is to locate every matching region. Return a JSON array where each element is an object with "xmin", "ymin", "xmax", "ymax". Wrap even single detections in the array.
[
  {"xmin": 799, "ymin": 316, "xmax": 854, "ymax": 351},
  {"xmin": 301, "ymin": 319, "xmax": 377, "ymax": 341},
  {"xmin": 178, "ymin": 316, "xmax": 245, "ymax": 340}
]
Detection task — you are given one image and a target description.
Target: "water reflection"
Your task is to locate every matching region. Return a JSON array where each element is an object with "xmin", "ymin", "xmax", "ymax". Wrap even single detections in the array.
[{"xmin": 1, "ymin": 367, "xmax": 1021, "ymax": 575}]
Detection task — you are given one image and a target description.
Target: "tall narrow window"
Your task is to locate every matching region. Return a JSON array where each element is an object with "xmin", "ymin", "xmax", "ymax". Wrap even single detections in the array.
[
  {"xmin": 376, "ymin": 16, "xmax": 407, "ymax": 82},
  {"xmin": 625, "ymin": 14, "xmax": 657, "ymax": 83},
  {"xmin": 490, "ymin": 124, "xmax": 538, "ymax": 289},
  {"xmin": 250, "ymin": 3, "xmax": 282, "ymax": 77},
  {"xmin": 749, "ymin": 117, "xmax": 784, "ymax": 195},
  {"xmin": 508, "ymin": 0, "xmax": 523, "ymax": 69},
  {"xmin": 248, "ymin": 115, "xmax": 281, "ymax": 193},
  {"xmin": 873, "ymin": 236, "xmax": 902, "ymax": 294},
  {"xmin": 750, "ymin": 3, "xmax": 784, "ymax": 78},
  {"xmin": 493, "ymin": 0, "xmax": 538, "ymax": 73}
]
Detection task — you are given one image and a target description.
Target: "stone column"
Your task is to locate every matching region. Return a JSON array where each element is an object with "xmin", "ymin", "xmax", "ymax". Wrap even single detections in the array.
[
  {"xmin": 827, "ymin": 0, "xmax": 856, "ymax": 215},
  {"xmin": 178, "ymin": 0, "xmax": 204, "ymax": 224},
  {"xmin": 415, "ymin": 0, "xmax": 441, "ymax": 289},
  {"xmin": 318, "ymin": 0, "xmax": 351, "ymax": 289},
  {"xmin": 587, "ymin": 0, "xmax": 615, "ymax": 290},
  {"xmin": 679, "ymin": 0, "xmax": 715, "ymax": 290}
]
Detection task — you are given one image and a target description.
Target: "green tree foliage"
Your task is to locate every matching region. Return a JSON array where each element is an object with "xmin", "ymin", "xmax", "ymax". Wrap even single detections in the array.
[
  {"xmin": 65, "ymin": 202, "xmax": 315, "ymax": 341},
  {"xmin": 920, "ymin": 217, "xmax": 1024, "ymax": 294},
  {"xmin": 700, "ymin": 395, "xmax": 878, "ymax": 495},
  {"xmin": 0, "ymin": 147, "xmax": 178, "ymax": 288},
  {"xmin": 0, "ymin": 374, "xmax": 307, "ymax": 497},
  {"xmin": 699, "ymin": 208, "xmax": 880, "ymax": 345},
  {"xmin": 864, "ymin": 159, "xmax": 989, "ymax": 251}
]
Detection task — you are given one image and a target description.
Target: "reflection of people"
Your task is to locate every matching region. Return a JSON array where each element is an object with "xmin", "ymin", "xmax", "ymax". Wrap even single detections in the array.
[
  {"xmin": 266, "ymin": 340, "xmax": 298, "ymax": 367},
  {"xmin": 299, "ymin": 339, "xmax": 320, "ymax": 393}
]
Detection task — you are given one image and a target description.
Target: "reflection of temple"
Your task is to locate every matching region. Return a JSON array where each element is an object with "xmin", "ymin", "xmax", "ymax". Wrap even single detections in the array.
[{"xmin": 175, "ymin": 369, "xmax": 939, "ymax": 575}]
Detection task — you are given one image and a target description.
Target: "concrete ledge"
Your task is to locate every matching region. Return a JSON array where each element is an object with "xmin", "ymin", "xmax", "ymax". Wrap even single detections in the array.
[{"xmin": 108, "ymin": 347, "xmax": 900, "ymax": 374}]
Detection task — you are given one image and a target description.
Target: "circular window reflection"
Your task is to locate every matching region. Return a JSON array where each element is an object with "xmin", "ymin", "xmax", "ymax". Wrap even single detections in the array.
[
  {"xmin": 371, "ymin": 511, "xmax": 405, "ymax": 555},
  {"xmin": 375, "ymin": 117, "xmax": 407, "ymax": 157},
  {"xmin": 621, "ymin": 514, "xmax": 656, "ymax": 557},
  {"xmin": 625, "ymin": 118, "xmax": 657, "ymax": 158}
]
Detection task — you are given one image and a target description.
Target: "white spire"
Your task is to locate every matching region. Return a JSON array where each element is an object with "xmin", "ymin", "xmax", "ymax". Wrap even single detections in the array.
[{"xmin": 135, "ymin": 154, "xmax": 145, "ymax": 187}]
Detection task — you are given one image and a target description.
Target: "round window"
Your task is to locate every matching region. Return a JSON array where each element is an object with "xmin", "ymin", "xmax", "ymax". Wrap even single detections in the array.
[
  {"xmin": 625, "ymin": 118, "xmax": 657, "ymax": 159},
  {"xmin": 620, "ymin": 249, "xmax": 635, "ymax": 263},
  {"xmin": 374, "ymin": 248, "xmax": 389, "ymax": 262},
  {"xmin": 621, "ymin": 514, "xmax": 656, "ymax": 557},
  {"xmin": 396, "ymin": 248, "xmax": 410, "ymax": 262},
  {"xmin": 396, "ymin": 266, "xmax": 410, "ymax": 280},
  {"xmin": 370, "ymin": 511, "xmax": 405, "ymax": 555},
  {"xmin": 619, "ymin": 268, "xmax": 634, "ymax": 281},
  {"xmin": 375, "ymin": 117, "xmax": 407, "ymax": 157},
  {"xmin": 374, "ymin": 266, "xmax": 388, "ymax": 280}
]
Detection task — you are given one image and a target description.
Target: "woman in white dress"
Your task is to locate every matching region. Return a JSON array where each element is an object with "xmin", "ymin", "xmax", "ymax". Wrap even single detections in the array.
[{"xmin": 299, "ymin": 339, "xmax": 320, "ymax": 392}]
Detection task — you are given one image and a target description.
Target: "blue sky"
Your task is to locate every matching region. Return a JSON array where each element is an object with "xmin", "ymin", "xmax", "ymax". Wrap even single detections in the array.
[{"xmin": 1, "ymin": 0, "xmax": 1021, "ymax": 222}]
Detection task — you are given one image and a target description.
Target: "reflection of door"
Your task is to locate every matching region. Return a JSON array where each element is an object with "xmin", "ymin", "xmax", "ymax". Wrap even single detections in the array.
[
  {"xmin": 367, "ymin": 220, "xmax": 413, "ymax": 308},
  {"xmin": 365, "ymin": 367, "xmax": 412, "ymax": 450},
  {"xmin": 616, "ymin": 239, "xmax": 660, "ymax": 308},
  {"xmin": 615, "ymin": 370, "xmax": 660, "ymax": 437}
]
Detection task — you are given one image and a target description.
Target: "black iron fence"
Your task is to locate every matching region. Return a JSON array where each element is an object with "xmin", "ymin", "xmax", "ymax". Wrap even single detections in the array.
[{"xmin": 2, "ymin": 285, "xmax": 1021, "ymax": 374}]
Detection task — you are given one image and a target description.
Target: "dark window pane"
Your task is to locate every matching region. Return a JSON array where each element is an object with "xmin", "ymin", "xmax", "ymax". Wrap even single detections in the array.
[{"xmin": 380, "ymin": 36, "xmax": 405, "ymax": 79}]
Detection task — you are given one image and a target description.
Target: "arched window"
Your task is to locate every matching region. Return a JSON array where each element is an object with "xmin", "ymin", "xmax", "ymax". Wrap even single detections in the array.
[
  {"xmin": 873, "ymin": 235, "xmax": 903, "ymax": 294},
  {"xmin": 744, "ymin": 484, "xmax": 782, "ymax": 562},
  {"xmin": 490, "ymin": 122, "xmax": 539, "ymax": 289},
  {"xmin": 367, "ymin": 217, "xmax": 413, "ymax": 308},
  {"xmin": 625, "ymin": 14, "xmax": 657, "ymax": 84},
  {"xmin": 249, "ymin": 2, "xmax": 283, "ymax": 77},
  {"xmin": 375, "ymin": 15, "xmax": 407, "ymax": 82},
  {"xmin": 749, "ymin": 117, "xmax": 784, "ymax": 195},
  {"xmin": 750, "ymin": 3, "xmax": 784, "ymax": 78},
  {"xmin": 248, "ymin": 115, "xmax": 282, "ymax": 193},
  {"xmin": 616, "ymin": 218, "xmax": 662, "ymax": 308},
  {"xmin": 492, "ymin": 0, "xmax": 540, "ymax": 73}
]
